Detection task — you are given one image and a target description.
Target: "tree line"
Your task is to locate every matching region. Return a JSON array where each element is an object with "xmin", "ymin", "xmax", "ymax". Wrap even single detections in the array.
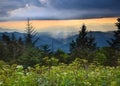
[{"xmin": 0, "ymin": 18, "xmax": 120, "ymax": 67}]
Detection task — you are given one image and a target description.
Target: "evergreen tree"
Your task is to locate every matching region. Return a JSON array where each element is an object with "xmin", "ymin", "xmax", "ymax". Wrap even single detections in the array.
[
  {"xmin": 106, "ymin": 18, "xmax": 120, "ymax": 66},
  {"xmin": 70, "ymin": 24, "xmax": 96, "ymax": 61},
  {"xmin": 40, "ymin": 44, "xmax": 52, "ymax": 57},
  {"xmin": 87, "ymin": 32, "xmax": 96, "ymax": 50},
  {"xmin": 76, "ymin": 24, "xmax": 88, "ymax": 48},
  {"xmin": 70, "ymin": 24, "xmax": 96, "ymax": 52},
  {"xmin": 25, "ymin": 18, "xmax": 39, "ymax": 47},
  {"xmin": 107, "ymin": 18, "xmax": 120, "ymax": 50},
  {"xmin": 18, "ymin": 18, "xmax": 40, "ymax": 65},
  {"xmin": 18, "ymin": 47, "xmax": 42, "ymax": 66},
  {"xmin": 70, "ymin": 40, "xmax": 76, "ymax": 52}
]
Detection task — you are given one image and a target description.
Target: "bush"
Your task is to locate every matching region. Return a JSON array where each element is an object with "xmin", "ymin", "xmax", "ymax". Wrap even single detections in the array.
[{"xmin": 0, "ymin": 63, "xmax": 120, "ymax": 86}]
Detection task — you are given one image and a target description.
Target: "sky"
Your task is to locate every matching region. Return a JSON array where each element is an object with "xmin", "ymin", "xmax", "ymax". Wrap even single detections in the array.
[
  {"xmin": 0, "ymin": 0, "xmax": 120, "ymax": 20},
  {"xmin": 0, "ymin": 0, "xmax": 120, "ymax": 34}
]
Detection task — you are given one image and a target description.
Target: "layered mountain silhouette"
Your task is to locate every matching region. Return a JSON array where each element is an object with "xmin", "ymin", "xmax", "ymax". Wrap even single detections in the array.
[{"xmin": 0, "ymin": 31, "xmax": 114, "ymax": 52}]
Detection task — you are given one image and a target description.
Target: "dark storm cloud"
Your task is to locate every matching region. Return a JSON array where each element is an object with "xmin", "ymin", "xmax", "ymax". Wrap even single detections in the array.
[
  {"xmin": 50, "ymin": 0, "xmax": 120, "ymax": 10},
  {"xmin": 49, "ymin": 0, "xmax": 120, "ymax": 18},
  {"xmin": 0, "ymin": 0, "xmax": 120, "ymax": 20}
]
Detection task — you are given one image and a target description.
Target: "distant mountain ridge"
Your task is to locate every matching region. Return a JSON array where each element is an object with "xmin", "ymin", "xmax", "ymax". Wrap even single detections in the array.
[{"xmin": 0, "ymin": 31, "xmax": 114, "ymax": 52}]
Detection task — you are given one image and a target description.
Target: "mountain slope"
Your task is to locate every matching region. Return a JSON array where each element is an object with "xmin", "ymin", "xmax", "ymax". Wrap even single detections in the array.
[{"xmin": 0, "ymin": 31, "xmax": 114, "ymax": 52}]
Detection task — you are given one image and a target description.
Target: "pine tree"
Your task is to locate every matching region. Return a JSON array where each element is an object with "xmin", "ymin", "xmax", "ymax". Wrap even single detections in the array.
[
  {"xmin": 70, "ymin": 24, "xmax": 96, "ymax": 52},
  {"xmin": 70, "ymin": 24, "xmax": 96, "ymax": 61},
  {"xmin": 25, "ymin": 18, "xmax": 39, "ymax": 47},
  {"xmin": 105, "ymin": 18, "xmax": 120, "ymax": 66},
  {"xmin": 40, "ymin": 44, "xmax": 52, "ymax": 57},
  {"xmin": 70, "ymin": 40, "xmax": 76, "ymax": 52},
  {"xmin": 76, "ymin": 25, "xmax": 88, "ymax": 48},
  {"xmin": 107, "ymin": 18, "xmax": 120, "ymax": 50}
]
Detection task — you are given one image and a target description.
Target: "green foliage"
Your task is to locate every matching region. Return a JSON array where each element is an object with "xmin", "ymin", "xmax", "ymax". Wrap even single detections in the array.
[
  {"xmin": 70, "ymin": 24, "xmax": 96, "ymax": 62},
  {"xmin": 40, "ymin": 44, "xmax": 52, "ymax": 57},
  {"xmin": 18, "ymin": 48, "xmax": 42, "ymax": 67},
  {"xmin": 0, "ymin": 33, "xmax": 24, "ymax": 62},
  {"xmin": 54, "ymin": 49, "xmax": 69, "ymax": 63},
  {"xmin": 43, "ymin": 57, "xmax": 59, "ymax": 66},
  {"xmin": 70, "ymin": 24, "xmax": 96, "ymax": 52},
  {"xmin": 0, "ymin": 62, "xmax": 120, "ymax": 86},
  {"xmin": 1, "ymin": 18, "xmax": 120, "ymax": 72},
  {"xmin": 94, "ymin": 52, "xmax": 107, "ymax": 65},
  {"xmin": 99, "ymin": 47, "xmax": 120, "ymax": 66}
]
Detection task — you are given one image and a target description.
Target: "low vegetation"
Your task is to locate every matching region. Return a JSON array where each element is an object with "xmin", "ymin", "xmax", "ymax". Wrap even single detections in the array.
[{"xmin": 0, "ymin": 59, "xmax": 120, "ymax": 86}]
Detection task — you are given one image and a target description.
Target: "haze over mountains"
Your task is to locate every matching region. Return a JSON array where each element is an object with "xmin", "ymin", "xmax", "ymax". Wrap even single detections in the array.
[
  {"xmin": 0, "ymin": 31, "xmax": 114, "ymax": 52},
  {"xmin": 0, "ymin": 0, "xmax": 119, "ymax": 52}
]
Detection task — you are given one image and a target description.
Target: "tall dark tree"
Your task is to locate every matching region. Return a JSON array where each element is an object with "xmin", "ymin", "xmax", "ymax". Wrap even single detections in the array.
[
  {"xmin": 106, "ymin": 18, "xmax": 120, "ymax": 66},
  {"xmin": 70, "ymin": 24, "xmax": 96, "ymax": 52},
  {"xmin": 70, "ymin": 24, "xmax": 96, "ymax": 61},
  {"xmin": 25, "ymin": 18, "xmax": 39, "ymax": 47},
  {"xmin": 107, "ymin": 18, "xmax": 120, "ymax": 50},
  {"xmin": 18, "ymin": 18, "xmax": 41, "ymax": 65}
]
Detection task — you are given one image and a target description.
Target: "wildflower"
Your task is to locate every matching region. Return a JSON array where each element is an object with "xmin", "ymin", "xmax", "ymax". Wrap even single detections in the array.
[
  {"xmin": 63, "ymin": 72, "xmax": 67, "ymax": 75},
  {"xmin": 0, "ymin": 82, "xmax": 3, "ymax": 85},
  {"xmin": 16, "ymin": 65, "xmax": 23, "ymax": 69}
]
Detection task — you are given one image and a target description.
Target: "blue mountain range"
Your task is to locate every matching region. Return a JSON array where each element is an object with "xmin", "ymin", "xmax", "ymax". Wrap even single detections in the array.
[{"xmin": 0, "ymin": 31, "xmax": 114, "ymax": 52}]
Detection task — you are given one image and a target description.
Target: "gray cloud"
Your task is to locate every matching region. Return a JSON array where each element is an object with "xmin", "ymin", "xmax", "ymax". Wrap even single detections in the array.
[
  {"xmin": 0, "ymin": 27, "xmax": 19, "ymax": 32},
  {"xmin": 49, "ymin": 0, "xmax": 120, "ymax": 18},
  {"xmin": 0, "ymin": 0, "xmax": 120, "ymax": 20},
  {"xmin": 0, "ymin": 0, "xmax": 41, "ymax": 16},
  {"xmin": 50, "ymin": 0, "xmax": 120, "ymax": 10}
]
